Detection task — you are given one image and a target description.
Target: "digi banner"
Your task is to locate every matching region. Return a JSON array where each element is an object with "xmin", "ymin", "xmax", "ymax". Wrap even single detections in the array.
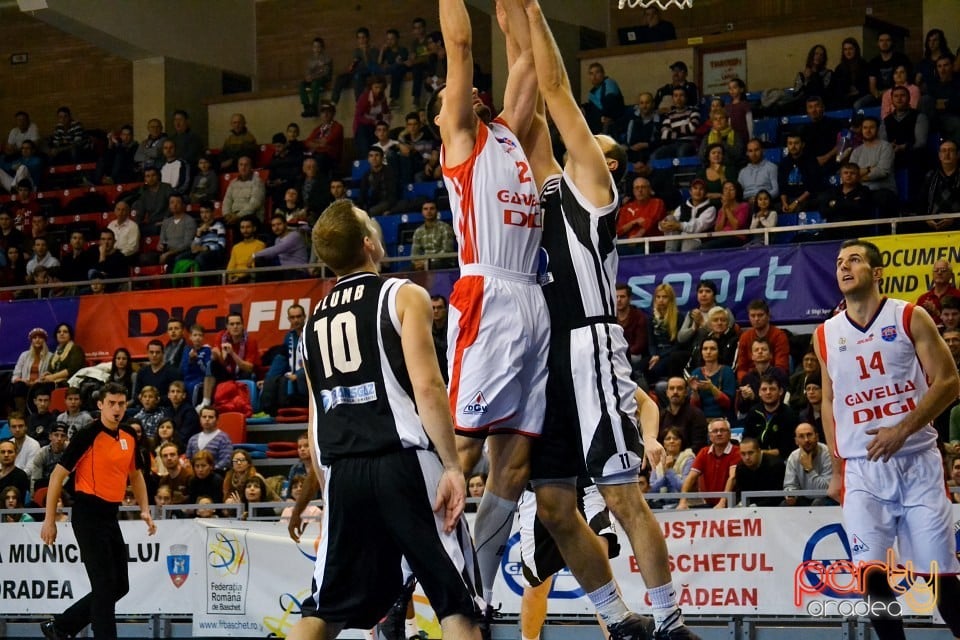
[{"xmin": 863, "ymin": 232, "xmax": 960, "ymax": 302}]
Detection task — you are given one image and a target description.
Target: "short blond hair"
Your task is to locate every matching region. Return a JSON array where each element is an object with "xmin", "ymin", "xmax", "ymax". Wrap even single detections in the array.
[{"xmin": 312, "ymin": 201, "xmax": 371, "ymax": 275}]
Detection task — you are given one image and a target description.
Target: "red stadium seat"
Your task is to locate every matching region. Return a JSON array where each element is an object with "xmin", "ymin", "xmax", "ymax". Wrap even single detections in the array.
[{"xmin": 218, "ymin": 412, "xmax": 247, "ymax": 444}]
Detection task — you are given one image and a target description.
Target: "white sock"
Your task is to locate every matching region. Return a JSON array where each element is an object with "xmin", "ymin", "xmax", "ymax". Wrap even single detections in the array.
[
  {"xmin": 473, "ymin": 492, "xmax": 517, "ymax": 605},
  {"xmin": 362, "ymin": 630, "xmax": 375, "ymax": 640},
  {"xmin": 648, "ymin": 582, "xmax": 682, "ymax": 630},
  {"xmin": 404, "ymin": 617, "xmax": 418, "ymax": 638},
  {"xmin": 521, "ymin": 635, "xmax": 540, "ymax": 640},
  {"xmin": 585, "ymin": 580, "xmax": 630, "ymax": 626}
]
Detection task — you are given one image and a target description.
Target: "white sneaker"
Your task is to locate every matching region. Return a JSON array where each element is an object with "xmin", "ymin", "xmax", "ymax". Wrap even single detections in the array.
[{"xmin": 195, "ymin": 399, "xmax": 211, "ymax": 413}]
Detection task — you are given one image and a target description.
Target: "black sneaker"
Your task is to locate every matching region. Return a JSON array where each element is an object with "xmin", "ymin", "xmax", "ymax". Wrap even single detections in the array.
[
  {"xmin": 40, "ymin": 619, "xmax": 70, "ymax": 640},
  {"xmin": 607, "ymin": 612, "xmax": 655, "ymax": 640},
  {"xmin": 378, "ymin": 576, "xmax": 417, "ymax": 640},
  {"xmin": 653, "ymin": 609, "xmax": 700, "ymax": 640},
  {"xmin": 478, "ymin": 603, "xmax": 500, "ymax": 640}
]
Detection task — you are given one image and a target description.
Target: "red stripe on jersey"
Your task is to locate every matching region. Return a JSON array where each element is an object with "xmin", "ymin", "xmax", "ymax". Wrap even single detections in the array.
[
  {"xmin": 441, "ymin": 123, "xmax": 488, "ymax": 265},
  {"xmin": 448, "ymin": 276, "xmax": 485, "ymax": 418},
  {"xmin": 903, "ymin": 302, "xmax": 915, "ymax": 343},
  {"xmin": 814, "ymin": 324, "xmax": 840, "ymax": 457}
]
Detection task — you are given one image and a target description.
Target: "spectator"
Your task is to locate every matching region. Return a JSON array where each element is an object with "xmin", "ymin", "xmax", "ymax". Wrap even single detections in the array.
[
  {"xmin": 226, "ymin": 218, "xmax": 266, "ymax": 284},
  {"xmin": 54, "ymin": 387, "xmax": 93, "ymax": 439},
  {"xmin": 726, "ymin": 78, "xmax": 753, "ymax": 142},
  {"xmin": 736, "ymin": 297, "xmax": 790, "ymax": 376},
  {"xmin": 688, "ymin": 337, "xmax": 736, "ymax": 422},
  {"xmin": 652, "ymin": 87, "xmax": 700, "ymax": 160},
  {"xmin": 787, "ymin": 347, "xmax": 820, "ymax": 413},
  {"xmin": 941, "ymin": 297, "xmax": 960, "ymax": 333},
  {"xmin": 880, "ymin": 64, "xmax": 921, "ymax": 119},
  {"xmin": 648, "ymin": 427, "xmax": 694, "ymax": 502},
  {"xmin": 331, "ymin": 27, "xmax": 380, "ymax": 105},
  {"xmin": 431, "ymin": 295, "xmax": 448, "ymax": 383},
  {"xmin": 353, "ymin": 76, "xmax": 391, "ymax": 160},
  {"xmin": 47, "ymin": 106, "xmax": 87, "ymax": 164},
  {"xmin": 260, "ymin": 304, "xmax": 308, "ymax": 416},
  {"xmin": 357, "ymin": 147, "xmax": 398, "ymax": 216},
  {"xmin": 167, "ymin": 381, "xmax": 199, "ymax": 444},
  {"xmin": 159, "ymin": 139, "xmax": 190, "ymax": 193},
  {"xmin": 737, "ymin": 338, "xmax": 789, "ymax": 415},
  {"xmin": 299, "ymin": 37, "xmax": 333, "ymax": 117},
  {"xmin": 849, "ymin": 116, "xmax": 897, "ymax": 216},
  {"xmin": 703, "ymin": 181, "xmax": 749, "ymax": 250},
  {"xmin": 404, "ymin": 18, "xmax": 432, "ymax": 108},
  {"xmin": 699, "ymin": 110, "xmax": 743, "ymax": 166},
  {"xmin": 741, "ymin": 375, "xmax": 798, "ymax": 458},
  {"xmin": 778, "ymin": 133, "xmax": 821, "ymax": 214},
  {"xmin": 21, "ymin": 265, "xmax": 63, "ymax": 300},
  {"xmin": 799, "ymin": 97, "xmax": 841, "ymax": 173},
  {"xmin": 2, "ymin": 486, "xmax": 33, "ymax": 521},
  {"xmin": 266, "ymin": 130, "xmax": 306, "ymax": 207},
  {"xmin": 276, "ymin": 188, "xmax": 310, "ymax": 233},
  {"xmin": 158, "ymin": 193, "xmax": 198, "ymax": 269},
  {"xmin": 222, "ymin": 449, "xmax": 261, "ymax": 506},
  {"xmin": 0, "ymin": 439, "xmax": 29, "ymax": 501},
  {"xmin": 211, "ymin": 312, "xmax": 259, "ymax": 385},
  {"xmin": 182, "ymin": 324, "xmax": 216, "ymax": 411},
  {"xmin": 733, "ymin": 437, "xmax": 785, "ymax": 507},
  {"xmin": 219, "ymin": 114, "xmax": 258, "ymax": 172},
  {"xmin": 251, "ymin": 214, "xmax": 309, "ymax": 279},
  {"xmin": 696, "ymin": 144, "xmax": 738, "ymax": 205},
  {"xmin": 107, "ymin": 347, "xmax": 135, "ymax": 396},
  {"xmin": 186, "ymin": 406, "xmax": 234, "ymax": 476},
  {"xmin": 372, "ymin": 120, "xmax": 400, "ymax": 162},
  {"xmin": 189, "ymin": 154, "xmax": 219, "ymax": 205},
  {"xmin": 1, "ymin": 245, "xmax": 28, "ymax": 293},
  {"xmin": 867, "ymin": 31, "xmax": 912, "ymax": 102},
  {"xmin": 132, "ymin": 339, "xmax": 182, "ymax": 404},
  {"xmin": 582, "ymin": 62, "xmax": 625, "ymax": 134},
  {"xmin": 133, "ymin": 386, "xmax": 172, "ymax": 441},
  {"xmin": 782, "ymin": 423, "xmax": 834, "ymax": 506},
  {"xmin": 411, "ymin": 200, "xmax": 455, "ymax": 270},
  {"xmin": 916, "ymin": 29, "xmax": 950, "ymax": 91},
  {"xmin": 187, "ymin": 449, "xmax": 226, "ymax": 503},
  {"xmin": 222, "ymin": 156, "xmax": 266, "ymax": 226},
  {"xmin": 422, "ymin": 30, "xmax": 447, "ymax": 99},
  {"xmin": 25, "ymin": 422, "xmax": 69, "ymax": 492},
  {"xmin": 0, "ymin": 210, "xmax": 26, "ymax": 258},
  {"xmin": 738, "ymin": 139, "xmax": 779, "ymax": 204},
  {"xmin": 10, "ymin": 141, "xmax": 43, "ymax": 189},
  {"xmin": 917, "ymin": 260, "xmax": 960, "ymax": 325},
  {"xmin": 87, "ymin": 229, "xmax": 128, "ymax": 289},
  {"xmin": 613, "ymin": 283, "xmax": 649, "ymax": 383},
  {"xmin": 634, "ymin": 6, "xmax": 675, "ymax": 43},
  {"xmin": 131, "ymin": 167, "xmax": 173, "ymax": 235},
  {"xmin": 660, "ymin": 178, "xmax": 716, "ymax": 252},
  {"xmin": 882, "ymin": 85, "xmax": 928, "ymax": 192},
  {"xmin": 920, "ymin": 140, "xmax": 960, "ymax": 233},
  {"xmin": 25, "ymin": 236, "xmax": 59, "ymax": 280},
  {"xmin": 134, "ymin": 118, "xmax": 166, "ymax": 171},
  {"xmin": 107, "ymin": 201, "xmax": 140, "ymax": 263},
  {"xmin": 377, "ymin": 29, "xmax": 409, "ymax": 107},
  {"xmin": 678, "ymin": 280, "xmax": 733, "ymax": 347},
  {"xmin": 617, "ymin": 92, "xmax": 660, "ymax": 166},
  {"xmin": 10, "ymin": 410, "xmax": 41, "ymax": 469},
  {"xmin": 38, "ymin": 323, "xmax": 84, "ymax": 390},
  {"xmin": 297, "ymin": 157, "xmax": 332, "ymax": 217},
  {"xmin": 396, "ymin": 112, "xmax": 437, "ymax": 182},
  {"xmin": 190, "ymin": 201, "xmax": 227, "ymax": 274},
  {"xmin": 654, "ymin": 61, "xmax": 699, "ymax": 112},
  {"xmin": 819, "ymin": 161, "xmax": 873, "ymax": 237},
  {"xmin": 165, "ymin": 317, "xmax": 189, "ymax": 367},
  {"xmin": 170, "ymin": 110, "xmax": 204, "ymax": 169},
  {"xmin": 93, "ymin": 124, "xmax": 138, "ymax": 187},
  {"xmin": 793, "ymin": 44, "xmax": 836, "ymax": 109},
  {"xmin": 153, "ymin": 442, "xmax": 193, "ymax": 504},
  {"xmin": 150, "ymin": 420, "xmax": 186, "ymax": 474},
  {"xmin": 58, "ymin": 230, "xmax": 95, "ymax": 285},
  {"xmin": 646, "ymin": 283, "xmax": 683, "ymax": 389},
  {"xmin": 304, "ymin": 102, "xmax": 344, "ymax": 177},
  {"xmin": 5, "ymin": 111, "xmax": 39, "ymax": 156},
  {"xmin": 6, "ymin": 181, "xmax": 39, "ymax": 233},
  {"xmin": 678, "ymin": 417, "xmax": 738, "ymax": 509},
  {"xmin": 659, "ymin": 376, "xmax": 708, "ymax": 453},
  {"xmin": 616, "ymin": 177, "xmax": 664, "ymax": 251},
  {"xmin": 798, "ymin": 374, "xmax": 824, "ymax": 442}
]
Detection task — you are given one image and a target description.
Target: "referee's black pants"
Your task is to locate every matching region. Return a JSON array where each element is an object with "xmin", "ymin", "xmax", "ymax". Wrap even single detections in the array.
[{"xmin": 57, "ymin": 494, "xmax": 130, "ymax": 639}]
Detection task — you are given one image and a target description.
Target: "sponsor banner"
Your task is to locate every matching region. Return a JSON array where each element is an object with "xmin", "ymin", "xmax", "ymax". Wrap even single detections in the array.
[
  {"xmin": 863, "ymin": 232, "xmax": 960, "ymax": 302},
  {"xmin": 0, "ymin": 297, "xmax": 80, "ymax": 366},
  {"xmin": 0, "ymin": 520, "xmax": 198, "ymax": 615},
  {"xmin": 3, "ymin": 507, "xmax": 958, "ymax": 629}
]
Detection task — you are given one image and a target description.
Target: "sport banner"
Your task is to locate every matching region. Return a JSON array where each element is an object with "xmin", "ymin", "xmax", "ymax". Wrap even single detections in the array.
[{"xmin": 863, "ymin": 232, "xmax": 960, "ymax": 302}]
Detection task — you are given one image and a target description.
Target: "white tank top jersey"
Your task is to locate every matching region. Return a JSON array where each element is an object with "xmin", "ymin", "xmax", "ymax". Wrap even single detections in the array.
[
  {"xmin": 816, "ymin": 297, "xmax": 937, "ymax": 460},
  {"xmin": 441, "ymin": 118, "xmax": 542, "ymax": 275}
]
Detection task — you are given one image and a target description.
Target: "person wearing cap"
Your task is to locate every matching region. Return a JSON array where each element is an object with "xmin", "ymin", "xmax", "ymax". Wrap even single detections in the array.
[
  {"xmin": 304, "ymin": 101, "xmax": 344, "ymax": 177},
  {"xmin": 25, "ymin": 421, "xmax": 70, "ymax": 493},
  {"xmin": 654, "ymin": 61, "xmax": 699, "ymax": 112},
  {"xmin": 10, "ymin": 328, "xmax": 51, "ymax": 414},
  {"xmin": 582, "ymin": 62, "xmax": 625, "ymax": 135}
]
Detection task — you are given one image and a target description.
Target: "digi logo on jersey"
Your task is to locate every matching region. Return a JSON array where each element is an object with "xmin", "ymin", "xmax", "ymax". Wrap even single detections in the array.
[{"xmin": 844, "ymin": 380, "xmax": 917, "ymax": 425}]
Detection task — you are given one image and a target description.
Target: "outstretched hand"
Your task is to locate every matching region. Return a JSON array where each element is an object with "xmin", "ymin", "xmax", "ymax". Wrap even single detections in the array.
[
  {"xmin": 434, "ymin": 468, "xmax": 466, "ymax": 533},
  {"xmin": 643, "ymin": 435, "xmax": 665, "ymax": 470}
]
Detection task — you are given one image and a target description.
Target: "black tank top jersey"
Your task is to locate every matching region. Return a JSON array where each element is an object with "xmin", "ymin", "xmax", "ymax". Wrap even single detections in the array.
[
  {"xmin": 300, "ymin": 272, "xmax": 429, "ymax": 464},
  {"xmin": 539, "ymin": 173, "xmax": 620, "ymax": 332}
]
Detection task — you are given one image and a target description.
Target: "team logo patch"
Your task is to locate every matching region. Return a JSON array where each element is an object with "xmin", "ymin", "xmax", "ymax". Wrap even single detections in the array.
[
  {"xmin": 880, "ymin": 325, "xmax": 897, "ymax": 342},
  {"xmin": 495, "ymin": 136, "xmax": 517, "ymax": 152},
  {"xmin": 849, "ymin": 534, "xmax": 870, "ymax": 555},
  {"xmin": 167, "ymin": 544, "xmax": 190, "ymax": 588},
  {"xmin": 463, "ymin": 391, "xmax": 488, "ymax": 415},
  {"xmin": 838, "ymin": 337, "xmax": 847, "ymax": 352}
]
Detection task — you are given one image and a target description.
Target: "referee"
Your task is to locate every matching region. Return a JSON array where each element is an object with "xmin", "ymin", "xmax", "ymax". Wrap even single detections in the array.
[{"xmin": 40, "ymin": 382, "xmax": 156, "ymax": 640}]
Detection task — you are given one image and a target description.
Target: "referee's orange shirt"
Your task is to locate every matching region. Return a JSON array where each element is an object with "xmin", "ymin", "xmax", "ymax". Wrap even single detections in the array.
[{"xmin": 59, "ymin": 423, "xmax": 141, "ymax": 504}]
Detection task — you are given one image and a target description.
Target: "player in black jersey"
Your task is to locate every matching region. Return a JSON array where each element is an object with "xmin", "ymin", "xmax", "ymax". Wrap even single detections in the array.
[
  {"xmin": 287, "ymin": 201, "xmax": 481, "ymax": 640},
  {"xmin": 500, "ymin": 2, "xmax": 700, "ymax": 640}
]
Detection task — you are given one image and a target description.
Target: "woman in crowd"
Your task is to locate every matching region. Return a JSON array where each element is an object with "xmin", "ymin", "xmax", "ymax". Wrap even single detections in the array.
[
  {"xmin": 748, "ymin": 189, "xmax": 778, "ymax": 244},
  {"xmin": 880, "ymin": 64, "xmax": 921, "ymax": 119},
  {"xmin": 788, "ymin": 347, "xmax": 821, "ymax": 413},
  {"xmin": 696, "ymin": 144, "xmax": 738, "ymax": 206},
  {"xmin": 226, "ymin": 475, "xmax": 275, "ymax": 520},
  {"xmin": 834, "ymin": 37, "xmax": 871, "ymax": 109},
  {"xmin": 915, "ymin": 29, "xmax": 950, "ymax": 91},
  {"xmin": 39, "ymin": 323, "xmax": 85, "ymax": 390},
  {"xmin": 353, "ymin": 76, "xmax": 390, "ymax": 160},
  {"xmin": 110, "ymin": 347, "xmax": 135, "ymax": 393},
  {"xmin": 646, "ymin": 283, "xmax": 683, "ymax": 390},
  {"xmin": 687, "ymin": 306, "xmax": 739, "ymax": 370},
  {"xmin": 726, "ymin": 77, "xmax": 753, "ymax": 143},
  {"xmin": 0, "ymin": 245, "xmax": 28, "ymax": 297},
  {"xmin": 647, "ymin": 427, "xmax": 695, "ymax": 505},
  {"xmin": 677, "ymin": 280, "xmax": 735, "ymax": 348},
  {"xmin": 10, "ymin": 327, "xmax": 51, "ymax": 413},
  {"xmin": 688, "ymin": 337, "xmax": 737, "ymax": 421},
  {"xmin": 703, "ymin": 181, "xmax": 750, "ymax": 250},
  {"xmin": 222, "ymin": 449, "xmax": 258, "ymax": 502},
  {"xmin": 280, "ymin": 474, "xmax": 322, "ymax": 524},
  {"xmin": 2, "ymin": 486, "xmax": 34, "ymax": 522},
  {"xmin": 151, "ymin": 420, "xmax": 189, "ymax": 477},
  {"xmin": 794, "ymin": 44, "xmax": 834, "ymax": 107},
  {"xmin": 188, "ymin": 450, "xmax": 224, "ymax": 504}
]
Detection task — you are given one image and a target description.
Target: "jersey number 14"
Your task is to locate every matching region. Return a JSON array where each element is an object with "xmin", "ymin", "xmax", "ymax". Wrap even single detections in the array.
[{"xmin": 856, "ymin": 351, "xmax": 886, "ymax": 380}]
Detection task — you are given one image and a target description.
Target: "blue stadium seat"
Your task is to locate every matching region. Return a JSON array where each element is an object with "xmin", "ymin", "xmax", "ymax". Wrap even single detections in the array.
[
  {"xmin": 856, "ymin": 106, "xmax": 882, "ymax": 120},
  {"xmin": 780, "ymin": 114, "xmax": 811, "ymax": 127},
  {"xmin": 763, "ymin": 148, "xmax": 784, "ymax": 164},
  {"xmin": 406, "ymin": 180, "xmax": 443, "ymax": 199},
  {"xmin": 825, "ymin": 108, "xmax": 853, "ymax": 121},
  {"xmin": 376, "ymin": 214, "xmax": 403, "ymax": 247},
  {"xmin": 753, "ymin": 118, "xmax": 779, "ymax": 146},
  {"xmin": 352, "ymin": 159, "xmax": 370, "ymax": 182},
  {"xmin": 650, "ymin": 156, "xmax": 700, "ymax": 172},
  {"xmin": 392, "ymin": 243, "xmax": 413, "ymax": 272},
  {"xmin": 895, "ymin": 169, "xmax": 910, "ymax": 203}
]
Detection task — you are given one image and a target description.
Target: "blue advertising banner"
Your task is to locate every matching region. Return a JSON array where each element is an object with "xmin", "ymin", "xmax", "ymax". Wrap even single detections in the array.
[{"xmin": 0, "ymin": 298, "xmax": 81, "ymax": 368}]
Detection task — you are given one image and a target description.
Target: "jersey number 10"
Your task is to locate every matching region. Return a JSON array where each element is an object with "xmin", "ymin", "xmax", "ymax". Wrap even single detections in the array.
[{"xmin": 314, "ymin": 313, "xmax": 362, "ymax": 378}]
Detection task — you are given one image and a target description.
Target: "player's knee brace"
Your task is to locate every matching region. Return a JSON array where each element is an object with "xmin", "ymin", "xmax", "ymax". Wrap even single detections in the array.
[
  {"xmin": 864, "ymin": 567, "xmax": 906, "ymax": 640},
  {"xmin": 936, "ymin": 574, "xmax": 960, "ymax": 637}
]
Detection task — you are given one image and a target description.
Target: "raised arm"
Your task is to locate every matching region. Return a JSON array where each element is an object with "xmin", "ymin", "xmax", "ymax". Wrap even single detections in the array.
[
  {"xmin": 496, "ymin": 1, "xmax": 537, "ymax": 142},
  {"xmin": 522, "ymin": 0, "xmax": 614, "ymax": 207},
  {"xmin": 438, "ymin": 0, "xmax": 478, "ymax": 167}
]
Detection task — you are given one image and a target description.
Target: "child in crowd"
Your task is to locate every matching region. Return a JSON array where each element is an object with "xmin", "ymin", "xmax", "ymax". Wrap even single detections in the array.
[
  {"xmin": 189, "ymin": 155, "xmax": 219, "ymax": 204},
  {"xmin": 195, "ymin": 495, "xmax": 219, "ymax": 519},
  {"xmin": 726, "ymin": 78, "xmax": 753, "ymax": 143},
  {"xmin": 55, "ymin": 387, "xmax": 94, "ymax": 440},
  {"xmin": 133, "ymin": 385, "xmax": 171, "ymax": 440},
  {"xmin": 182, "ymin": 324, "xmax": 215, "ymax": 411},
  {"xmin": 167, "ymin": 380, "xmax": 200, "ymax": 443},
  {"xmin": 28, "ymin": 390, "xmax": 57, "ymax": 447},
  {"xmin": 748, "ymin": 189, "xmax": 779, "ymax": 245}
]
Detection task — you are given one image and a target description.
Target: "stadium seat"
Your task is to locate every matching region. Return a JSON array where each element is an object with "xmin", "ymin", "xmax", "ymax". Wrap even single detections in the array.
[
  {"xmin": 392, "ymin": 243, "xmax": 413, "ymax": 272},
  {"xmin": 50, "ymin": 387, "xmax": 69, "ymax": 413},
  {"xmin": 824, "ymin": 108, "xmax": 853, "ymax": 121},
  {"xmin": 406, "ymin": 180, "xmax": 443, "ymax": 199},
  {"xmin": 218, "ymin": 412, "xmax": 247, "ymax": 444},
  {"xmin": 352, "ymin": 159, "xmax": 370, "ymax": 182},
  {"xmin": 257, "ymin": 144, "xmax": 276, "ymax": 169},
  {"xmin": 763, "ymin": 148, "xmax": 784, "ymax": 164},
  {"xmin": 895, "ymin": 169, "xmax": 910, "ymax": 204},
  {"xmin": 650, "ymin": 156, "xmax": 700, "ymax": 172},
  {"xmin": 377, "ymin": 214, "xmax": 403, "ymax": 247},
  {"xmin": 753, "ymin": 118, "xmax": 779, "ymax": 146},
  {"xmin": 779, "ymin": 114, "xmax": 811, "ymax": 127},
  {"xmin": 856, "ymin": 106, "xmax": 882, "ymax": 120},
  {"xmin": 237, "ymin": 379, "xmax": 259, "ymax": 413}
]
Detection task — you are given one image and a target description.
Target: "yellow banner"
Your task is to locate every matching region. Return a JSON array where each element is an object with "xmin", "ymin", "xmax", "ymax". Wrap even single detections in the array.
[{"xmin": 863, "ymin": 232, "xmax": 960, "ymax": 302}]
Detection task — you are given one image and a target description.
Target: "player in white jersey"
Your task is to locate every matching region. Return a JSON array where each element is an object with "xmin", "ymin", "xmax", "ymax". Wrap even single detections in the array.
[
  {"xmin": 498, "ymin": 2, "xmax": 698, "ymax": 640},
  {"xmin": 814, "ymin": 239, "xmax": 960, "ymax": 640},
  {"xmin": 428, "ymin": 0, "xmax": 548, "ymax": 625}
]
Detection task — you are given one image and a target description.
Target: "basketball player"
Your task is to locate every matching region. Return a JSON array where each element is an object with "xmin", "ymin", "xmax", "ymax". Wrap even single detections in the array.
[
  {"xmin": 287, "ymin": 201, "xmax": 481, "ymax": 640},
  {"xmin": 814, "ymin": 239, "xmax": 960, "ymax": 640},
  {"xmin": 500, "ymin": 1, "xmax": 698, "ymax": 638},
  {"xmin": 429, "ymin": 0, "xmax": 548, "ymax": 622}
]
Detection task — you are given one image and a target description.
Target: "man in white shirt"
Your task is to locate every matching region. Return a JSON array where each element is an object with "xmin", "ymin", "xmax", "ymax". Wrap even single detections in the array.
[{"xmin": 107, "ymin": 200, "xmax": 141, "ymax": 263}]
